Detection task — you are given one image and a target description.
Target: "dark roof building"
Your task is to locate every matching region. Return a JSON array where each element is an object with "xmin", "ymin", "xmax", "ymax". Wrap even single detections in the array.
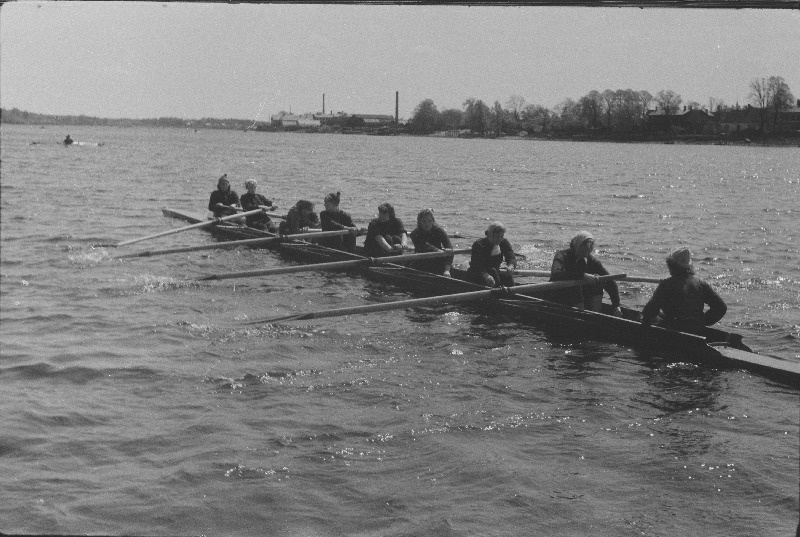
[{"xmin": 647, "ymin": 107, "xmax": 713, "ymax": 134}]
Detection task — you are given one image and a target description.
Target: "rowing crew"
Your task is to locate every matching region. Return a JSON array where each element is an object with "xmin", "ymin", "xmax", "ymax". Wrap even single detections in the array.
[{"xmin": 208, "ymin": 176, "xmax": 727, "ymax": 335}]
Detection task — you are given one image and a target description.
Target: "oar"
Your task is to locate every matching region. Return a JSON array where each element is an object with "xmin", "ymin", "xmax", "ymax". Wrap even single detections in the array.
[
  {"xmin": 113, "ymin": 209, "xmax": 266, "ymax": 247},
  {"xmin": 198, "ymin": 248, "xmax": 471, "ymax": 281},
  {"xmin": 113, "ymin": 228, "xmax": 366, "ymax": 259},
  {"xmin": 514, "ymin": 269, "xmax": 661, "ymax": 284},
  {"xmin": 246, "ymin": 274, "xmax": 625, "ymax": 324}
]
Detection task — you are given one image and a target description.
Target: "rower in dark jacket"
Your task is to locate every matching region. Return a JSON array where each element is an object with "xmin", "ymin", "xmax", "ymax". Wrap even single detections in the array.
[
  {"xmin": 410, "ymin": 208, "xmax": 453, "ymax": 276},
  {"xmin": 364, "ymin": 203, "xmax": 409, "ymax": 257},
  {"xmin": 319, "ymin": 192, "xmax": 357, "ymax": 252},
  {"xmin": 208, "ymin": 174, "xmax": 240, "ymax": 217},
  {"xmin": 279, "ymin": 199, "xmax": 319, "ymax": 235},
  {"xmin": 641, "ymin": 248, "xmax": 727, "ymax": 335},
  {"xmin": 240, "ymin": 179, "xmax": 276, "ymax": 231},
  {"xmin": 468, "ymin": 221, "xmax": 516, "ymax": 287},
  {"xmin": 549, "ymin": 231, "xmax": 622, "ymax": 315}
]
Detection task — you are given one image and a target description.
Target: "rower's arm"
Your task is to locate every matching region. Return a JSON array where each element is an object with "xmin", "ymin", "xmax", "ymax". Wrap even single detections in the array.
[
  {"xmin": 703, "ymin": 283, "xmax": 727, "ymax": 326},
  {"xmin": 641, "ymin": 283, "xmax": 666, "ymax": 325}
]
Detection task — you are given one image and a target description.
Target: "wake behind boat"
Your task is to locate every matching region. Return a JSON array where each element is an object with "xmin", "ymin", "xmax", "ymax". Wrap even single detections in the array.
[{"xmin": 150, "ymin": 207, "xmax": 800, "ymax": 389}]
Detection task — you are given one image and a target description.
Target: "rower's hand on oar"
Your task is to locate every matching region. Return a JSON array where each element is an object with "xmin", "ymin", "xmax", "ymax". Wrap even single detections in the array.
[
  {"xmin": 611, "ymin": 305, "xmax": 623, "ymax": 317},
  {"xmin": 582, "ymin": 273, "xmax": 600, "ymax": 284},
  {"xmin": 482, "ymin": 274, "xmax": 496, "ymax": 287}
]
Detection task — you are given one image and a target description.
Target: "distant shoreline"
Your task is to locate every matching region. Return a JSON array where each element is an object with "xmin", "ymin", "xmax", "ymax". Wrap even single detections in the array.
[{"xmin": 4, "ymin": 114, "xmax": 798, "ymax": 147}]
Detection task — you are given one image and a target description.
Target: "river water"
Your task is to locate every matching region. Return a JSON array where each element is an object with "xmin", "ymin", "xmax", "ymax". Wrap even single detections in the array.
[{"xmin": 1, "ymin": 124, "xmax": 798, "ymax": 536}]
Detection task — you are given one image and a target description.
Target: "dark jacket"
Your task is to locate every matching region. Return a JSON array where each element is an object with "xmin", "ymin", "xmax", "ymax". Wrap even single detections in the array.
[
  {"xmin": 468, "ymin": 237, "xmax": 516, "ymax": 278},
  {"xmin": 208, "ymin": 190, "xmax": 240, "ymax": 217},
  {"xmin": 641, "ymin": 275, "xmax": 727, "ymax": 334},
  {"xmin": 410, "ymin": 226, "xmax": 453, "ymax": 273},
  {"xmin": 279, "ymin": 207, "xmax": 319, "ymax": 235},
  {"xmin": 364, "ymin": 217, "xmax": 407, "ymax": 257},
  {"xmin": 320, "ymin": 209, "xmax": 356, "ymax": 252},
  {"xmin": 240, "ymin": 192, "xmax": 273, "ymax": 229},
  {"xmin": 549, "ymin": 248, "xmax": 620, "ymax": 307}
]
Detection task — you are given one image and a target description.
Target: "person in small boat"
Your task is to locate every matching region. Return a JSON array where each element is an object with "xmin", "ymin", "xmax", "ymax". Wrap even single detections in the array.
[
  {"xmin": 641, "ymin": 248, "xmax": 727, "ymax": 335},
  {"xmin": 279, "ymin": 199, "xmax": 320, "ymax": 235},
  {"xmin": 468, "ymin": 221, "xmax": 516, "ymax": 287},
  {"xmin": 319, "ymin": 191, "xmax": 357, "ymax": 252},
  {"xmin": 208, "ymin": 174, "xmax": 240, "ymax": 218},
  {"xmin": 240, "ymin": 180, "xmax": 276, "ymax": 232},
  {"xmin": 63, "ymin": 134, "xmax": 73, "ymax": 145},
  {"xmin": 410, "ymin": 208, "xmax": 453, "ymax": 277},
  {"xmin": 549, "ymin": 230, "xmax": 622, "ymax": 315},
  {"xmin": 364, "ymin": 203, "xmax": 409, "ymax": 257}
]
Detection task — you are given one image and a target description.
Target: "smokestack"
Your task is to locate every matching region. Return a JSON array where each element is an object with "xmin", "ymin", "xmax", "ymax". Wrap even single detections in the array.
[
  {"xmin": 323, "ymin": 94, "xmax": 325, "ymax": 115},
  {"xmin": 395, "ymin": 91, "xmax": 399, "ymax": 124}
]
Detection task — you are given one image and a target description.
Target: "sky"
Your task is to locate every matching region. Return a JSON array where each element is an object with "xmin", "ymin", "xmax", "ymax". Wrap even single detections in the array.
[{"xmin": 1, "ymin": 2, "xmax": 798, "ymax": 121}]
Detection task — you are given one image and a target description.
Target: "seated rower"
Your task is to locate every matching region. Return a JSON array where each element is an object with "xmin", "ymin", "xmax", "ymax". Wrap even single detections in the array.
[
  {"xmin": 279, "ymin": 199, "xmax": 320, "ymax": 235},
  {"xmin": 467, "ymin": 221, "xmax": 516, "ymax": 287},
  {"xmin": 63, "ymin": 134, "xmax": 74, "ymax": 145},
  {"xmin": 319, "ymin": 191, "xmax": 357, "ymax": 252},
  {"xmin": 549, "ymin": 231, "xmax": 622, "ymax": 315},
  {"xmin": 409, "ymin": 208, "xmax": 453, "ymax": 277},
  {"xmin": 364, "ymin": 203, "xmax": 409, "ymax": 257},
  {"xmin": 240, "ymin": 179, "xmax": 276, "ymax": 232},
  {"xmin": 208, "ymin": 174, "xmax": 240, "ymax": 218},
  {"xmin": 641, "ymin": 248, "xmax": 727, "ymax": 335}
]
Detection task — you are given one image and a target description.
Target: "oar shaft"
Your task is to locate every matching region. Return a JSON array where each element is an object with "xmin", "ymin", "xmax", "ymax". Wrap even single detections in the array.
[
  {"xmin": 514, "ymin": 269, "xmax": 661, "ymax": 284},
  {"xmin": 199, "ymin": 248, "xmax": 471, "ymax": 281},
  {"xmin": 115, "ymin": 208, "xmax": 265, "ymax": 247},
  {"xmin": 249, "ymin": 274, "xmax": 625, "ymax": 323},
  {"xmin": 113, "ymin": 235, "xmax": 278, "ymax": 259},
  {"xmin": 115, "ymin": 228, "xmax": 367, "ymax": 259}
]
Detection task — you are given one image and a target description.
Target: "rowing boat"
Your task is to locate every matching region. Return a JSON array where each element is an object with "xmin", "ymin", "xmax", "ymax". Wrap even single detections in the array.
[
  {"xmin": 161, "ymin": 207, "xmax": 800, "ymax": 388},
  {"xmin": 359, "ymin": 265, "xmax": 799, "ymax": 387}
]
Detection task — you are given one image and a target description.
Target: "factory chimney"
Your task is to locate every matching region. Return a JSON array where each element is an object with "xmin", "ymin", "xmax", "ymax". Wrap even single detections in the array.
[
  {"xmin": 395, "ymin": 91, "xmax": 399, "ymax": 125},
  {"xmin": 322, "ymin": 94, "xmax": 325, "ymax": 115}
]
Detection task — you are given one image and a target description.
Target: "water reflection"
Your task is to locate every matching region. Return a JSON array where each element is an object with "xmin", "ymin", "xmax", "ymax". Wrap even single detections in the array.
[{"xmin": 632, "ymin": 355, "xmax": 726, "ymax": 457}]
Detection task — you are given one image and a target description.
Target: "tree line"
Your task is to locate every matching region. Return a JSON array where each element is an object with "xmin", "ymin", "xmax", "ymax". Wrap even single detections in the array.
[{"xmin": 408, "ymin": 76, "xmax": 795, "ymax": 137}]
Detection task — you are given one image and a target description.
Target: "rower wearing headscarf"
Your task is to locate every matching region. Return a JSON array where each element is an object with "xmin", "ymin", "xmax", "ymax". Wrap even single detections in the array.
[
  {"xmin": 641, "ymin": 248, "xmax": 727, "ymax": 335},
  {"xmin": 467, "ymin": 221, "xmax": 516, "ymax": 287},
  {"xmin": 549, "ymin": 230, "xmax": 622, "ymax": 315}
]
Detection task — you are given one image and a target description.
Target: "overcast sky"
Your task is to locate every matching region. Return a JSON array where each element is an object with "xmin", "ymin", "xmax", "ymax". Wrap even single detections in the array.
[{"xmin": 1, "ymin": 2, "xmax": 798, "ymax": 120}]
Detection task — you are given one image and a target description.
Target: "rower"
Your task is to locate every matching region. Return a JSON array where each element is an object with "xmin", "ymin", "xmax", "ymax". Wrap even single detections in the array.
[
  {"xmin": 240, "ymin": 179, "xmax": 276, "ymax": 231},
  {"xmin": 549, "ymin": 231, "xmax": 622, "ymax": 315},
  {"xmin": 641, "ymin": 248, "xmax": 727, "ymax": 335},
  {"xmin": 410, "ymin": 208, "xmax": 453, "ymax": 277},
  {"xmin": 63, "ymin": 134, "xmax": 74, "ymax": 145},
  {"xmin": 279, "ymin": 199, "xmax": 319, "ymax": 235},
  {"xmin": 467, "ymin": 221, "xmax": 516, "ymax": 287},
  {"xmin": 208, "ymin": 174, "xmax": 240, "ymax": 217},
  {"xmin": 319, "ymin": 192, "xmax": 357, "ymax": 252},
  {"xmin": 364, "ymin": 203, "xmax": 409, "ymax": 257}
]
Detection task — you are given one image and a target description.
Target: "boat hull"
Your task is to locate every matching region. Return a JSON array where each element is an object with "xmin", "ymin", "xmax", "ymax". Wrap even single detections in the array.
[{"xmin": 162, "ymin": 207, "xmax": 800, "ymax": 388}]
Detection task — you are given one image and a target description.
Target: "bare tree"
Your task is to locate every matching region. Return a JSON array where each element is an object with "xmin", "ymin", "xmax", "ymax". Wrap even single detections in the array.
[
  {"xmin": 505, "ymin": 95, "xmax": 526, "ymax": 121},
  {"xmin": 748, "ymin": 77, "xmax": 772, "ymax": 131},
  {"xmin": 656, "ymin": 90, "xmax": 682, "ymax": 116},
  {"xmin": 768, "ymin": 76, "xmax": 794, "ymax": 133}
]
